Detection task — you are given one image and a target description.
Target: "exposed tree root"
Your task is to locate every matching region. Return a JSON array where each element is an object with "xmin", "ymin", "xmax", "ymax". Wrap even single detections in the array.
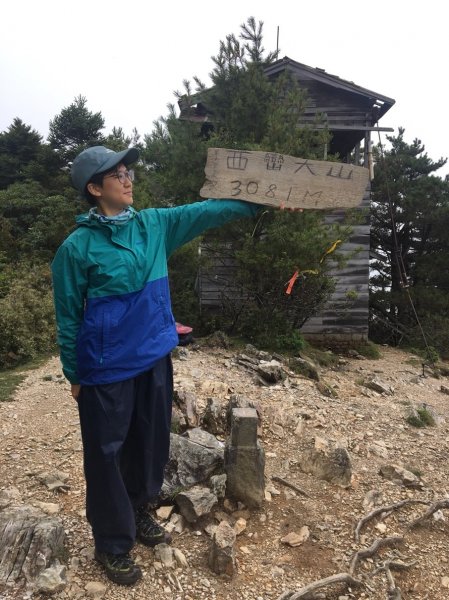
[
  {"xmin": 408, "ymin": 498, "xmax": 449, "ymax": 529},
  {"xmin": 271, "ymin": 476, "xmax": 311, "ymax": 498},
  {"xmin": 354, "ymin": 499, "xmax": 428, "ymax": 542},
  {"xmin": 349, "ymin": 536, "xmax": 404, "ymax": 576},
  {"xmin": 277, "ymin": 572, "xmax": 362, "ymax": 600}
]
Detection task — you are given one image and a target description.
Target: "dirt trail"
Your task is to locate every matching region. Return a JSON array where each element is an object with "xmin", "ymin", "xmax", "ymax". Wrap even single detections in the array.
[{"xmin": 1, "ymin": 346, "xmax": 449, "ymax": 600}]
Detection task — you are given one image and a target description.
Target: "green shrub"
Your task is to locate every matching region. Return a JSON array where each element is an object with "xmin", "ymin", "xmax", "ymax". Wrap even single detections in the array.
[
  {"xmin": 406, "ymin": 407, "xmax": 436, "ymax": 428},
  {"xmin": 353, "ymin": 340, "xmax": 381, "ymax": 359},
  {"xmin": 0, "ymin": 262, "xmax": 57, "ymax": 367}
]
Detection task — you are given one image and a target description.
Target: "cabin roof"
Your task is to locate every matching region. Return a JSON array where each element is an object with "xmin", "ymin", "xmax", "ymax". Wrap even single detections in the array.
[
  {"xmin": 265, "ymin": 56, "xmax": 395, "ymax": 120},
  {"xmin": 178, "ymin": 55, "xmax": 395, "ymax": 157}
]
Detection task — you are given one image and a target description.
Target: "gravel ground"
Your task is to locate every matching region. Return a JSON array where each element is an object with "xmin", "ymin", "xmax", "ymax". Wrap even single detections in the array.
[{"xmin": 1, "ymin": 345, "xmax": 449, "ymax": 600}]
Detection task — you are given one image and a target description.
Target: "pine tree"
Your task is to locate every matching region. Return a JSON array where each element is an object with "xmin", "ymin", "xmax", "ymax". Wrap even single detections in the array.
[
  {"xmin": 143, "ymin": 17, "xmax": 351, "ymax": 346},
  {"xmin": 0, "ymin": 118, "xmax": 43, "ymax": 189},
  {"xmin": 48, "ymin": 95, "xmax": 105, "ymax": 165},
  {"xmin": 370, "ymin": 128, "xmax": 449, "ymax": 354}
]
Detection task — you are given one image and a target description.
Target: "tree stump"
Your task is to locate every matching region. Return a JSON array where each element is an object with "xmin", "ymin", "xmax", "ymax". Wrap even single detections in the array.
[{"xmin": 0, "ymin": 504, "xmax": 66, "ymax": 590}]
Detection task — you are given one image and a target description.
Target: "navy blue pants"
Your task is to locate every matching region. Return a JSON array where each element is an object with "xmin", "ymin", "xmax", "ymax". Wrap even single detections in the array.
[{"xmin": 76, "ymin": 353, "xmax": 173, "ymax": 554}]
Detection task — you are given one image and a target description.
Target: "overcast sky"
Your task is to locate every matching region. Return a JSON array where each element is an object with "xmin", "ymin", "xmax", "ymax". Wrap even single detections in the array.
[{"xmin": 1, "ymin": 0, "xmax": 447, "ymax": 176}]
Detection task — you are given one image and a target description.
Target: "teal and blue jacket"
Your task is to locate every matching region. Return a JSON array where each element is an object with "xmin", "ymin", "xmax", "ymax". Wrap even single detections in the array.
[{"xmin": 51, "ymin": 199, "xmax": 261, "ymax": 386}]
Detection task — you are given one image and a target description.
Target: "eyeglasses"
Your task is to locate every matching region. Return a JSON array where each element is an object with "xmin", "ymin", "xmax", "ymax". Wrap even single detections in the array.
[{"xmin": 104, "ymin": 169, "xmax": 135, "ymax": 184}]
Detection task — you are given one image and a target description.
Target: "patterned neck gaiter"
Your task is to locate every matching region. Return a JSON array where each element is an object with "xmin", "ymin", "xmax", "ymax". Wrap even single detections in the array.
[{"xmin": 88, "ymin": 205, "xmax": 137, "ymax": 225}]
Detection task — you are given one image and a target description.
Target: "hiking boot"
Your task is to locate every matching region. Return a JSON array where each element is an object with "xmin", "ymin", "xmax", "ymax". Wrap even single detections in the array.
[
  {"xmin": 94, "ymin": 549, "xmax": 142, "ymax": 585},
  {"xmin": 135, "ymin": 505, "xmax": 172, "ymax": 547}
]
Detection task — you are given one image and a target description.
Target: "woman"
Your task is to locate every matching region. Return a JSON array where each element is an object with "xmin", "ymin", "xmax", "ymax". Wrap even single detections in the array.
[{"xmin": 51, "ymin": 145, "xmax": 263, "ymax": 586}]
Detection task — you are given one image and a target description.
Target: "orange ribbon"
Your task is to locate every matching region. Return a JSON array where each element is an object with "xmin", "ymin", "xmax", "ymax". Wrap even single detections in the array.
[{"xmin": 285, "ymin": 270, "xmax": 299, "ymax": 295}]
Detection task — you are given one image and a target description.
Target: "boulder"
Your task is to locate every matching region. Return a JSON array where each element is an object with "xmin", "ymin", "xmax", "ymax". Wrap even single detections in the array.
[
  {"xmin": 173, "ymin": 389, "xmax": 199, "ymax": 429},
  {"xmin": 364, "ymin": 379, "xmax": 393, "ymax": 395},
  {"xmin": 34, "ymin": 561, "xmax": 66, "ymax": 595},
  {"xmin": 162, "ymin": 433, "xmax": 224, "ymax": 498},
  {"xmin": 184, "ymin": 427, "xmax": 224, "ymax": 450},
  {"xmin": 257, "ymin": 360, "xmax": 286, "ymax": 384},
  {"xmin": 210, "ymin": 474, "xmax": 227, "ymax": 499},
  {"xmin": 0, "ymin": 504, "xmax": 66, "ymax": 589},
  {"xmin": 201, "ymin": 397, "xmax": 227, "ymax": 435},
  {"xmin": 289, "ymin": 356, "xmax": 320, "ymax": 381},
  {"xmin": 175, "ymin": 486, "xmax": 218, "ymax": 523},
  {"xmin": 379, "ymin": 464, "xmax": 424, "ymax": 489},
  {"xmin": 208, "ymin": 520, "xmax": 236, "ymax": 576},
  {"xmin": 299, "ymin": 436, "xmax": 352, "ymax": 487}
]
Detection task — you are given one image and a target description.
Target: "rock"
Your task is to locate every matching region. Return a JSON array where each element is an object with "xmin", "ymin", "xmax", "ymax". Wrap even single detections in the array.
[
  {"xmin": 316, "ymin": 381, "xmax": 338, "ymax": 398},
  {"xmin": 234, "ymin": 518, "xmax": 247, "ymax": 535},
  {"xmin": 368, "ymin": 441, "xmax": 389, "ymax": 459},
  {"xmin": 236, "ymin": 353, "xmax": 260, "ymax": 368},
  {"xmin": 201, "ymin": 397, "xmax": 227, "ymax": 435},
  {"xmin": 162, "ymin": 433, "xmax": 224, "ymax": 498},
  {"xmin": 165, "ymin": 512, "xmax": 185, "ymax": 535},
  {"xmin": 203, "ymin": 330, "xmax": 230, "ymax": 349},
  {"xmin": 175, "ymin": 486, "xmax": 218, "ymax": 523},
  {"xmin": 199, "ymin": 380, "xmax": 230, "ymax": 397},
  {"xmin": 441, "ymin": 385, "xmax": 449, "ymax": 395},
  {"xmin": 154, "ymin": 543, "xmax": 174, "ymax": 568},
  {"xmin": 0, "ymin": 504, "xmax": 65, "ymax": 587},
  {"xmin": 208, "ymin": 520, "xmax": 236, "ymax": 576},
  {"xmin": 173, "ymin": 389, "xmax": 199, "ymax": 429},
  {"xmin": 375, "ymin": 522, "xmax": 387, "ymax": 533},
  {"xmin": 257, "ymin": 360, "xmax": 286, "ymax": 384},
  {"xmin": 280, "ymin": 526, "xmax": 310, "ymax": 547},
  {"xmin": 299, "ymin": 436, "xmax": 352, "ymax": 487},
  {"xmin": 363, "ymin": 489, "xmax": 383, "ymax": 510},
  {"xmin": 0, "ymin": 486, "xmax": 21, "ymax": 509},
  {"xmin": 433, "ymin": 509, "xmax": 445, "ymax": 522},
  {"xmin": 294, "ymin": 418, "xmax": 305, "ymax": 436},
  {"xmin": 32, "ymin": 501, "xmax": 60, "ymax": 515},
  {"xmin": 210, "ymin": 474, "xmax": 227, "ymax": 499},
  {"xmin": 364, "ymin": 379, "xmax": 393, "ymax": 395},
  {"xmin": 36, "ymin": 470, "xmax": 70, "ymax": 492},
  {"xmin": 289, "ymin": 356, "xmax": 320, "ymax": 381},
  {"xmin": 224, "ymin": 408, "xmax": 265, "ymax": 508},
  {"xmin": 156, "ymin": 505, "xmax": 175, "ymax": 521},
  {"xmin": 85, "ymin": 581, "xmax": 107, "ymax": 598},
  {"xmin": 185, "ymin": 427, "xmax": 224, "ymax": 450},
  {"xmin": 173, "ymin": 547, "xmax": 189, "ymax": 568},
  {"xmin": 442, "ymin": 576, "xmax": 449, "ymax": 588},
  {"xmin": 35, "ymin": 562, "xmax": 66, "ymax": 594},
  {"xmin": 379, "ymin": 464, "xmax": 424, "ymax": 489}
]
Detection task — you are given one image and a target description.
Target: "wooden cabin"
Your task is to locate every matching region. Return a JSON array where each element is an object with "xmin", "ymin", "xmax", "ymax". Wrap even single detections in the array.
[{"xmin": 179, "ymin": 56, "xmax": 395, "ymax": 348}]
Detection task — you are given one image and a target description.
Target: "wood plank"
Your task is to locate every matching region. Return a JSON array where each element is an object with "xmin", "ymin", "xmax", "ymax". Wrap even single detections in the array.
[{"xmin": 200, "ymin": 148, "xmax": 369, "ymax": 210}]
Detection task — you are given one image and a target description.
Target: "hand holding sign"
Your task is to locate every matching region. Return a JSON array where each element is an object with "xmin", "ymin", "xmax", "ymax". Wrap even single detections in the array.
[{"xmin": 200, "ymin": 148, "xmax": 369, "ymax": 210}]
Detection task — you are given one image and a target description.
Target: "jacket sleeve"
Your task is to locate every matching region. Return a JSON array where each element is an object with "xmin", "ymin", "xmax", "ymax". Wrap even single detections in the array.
[
  {"xmin": 159, "ymin": 198, "xmax": 263, "ymax": 257},
  {"xmin": 51, "ymin": 241, "xmax": 88, "ymax": 385}
]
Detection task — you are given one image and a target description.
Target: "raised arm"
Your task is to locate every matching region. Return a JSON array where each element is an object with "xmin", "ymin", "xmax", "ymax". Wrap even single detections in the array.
[{"xmin": 156, "ymin": 198, "xmax": 262, "ymax": 257}]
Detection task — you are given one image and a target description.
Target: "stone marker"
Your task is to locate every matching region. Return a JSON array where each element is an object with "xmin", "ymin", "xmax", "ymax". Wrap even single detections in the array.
[{"xmin": 224, "ymin": 407, "xmax": 265, "ymax": 508}]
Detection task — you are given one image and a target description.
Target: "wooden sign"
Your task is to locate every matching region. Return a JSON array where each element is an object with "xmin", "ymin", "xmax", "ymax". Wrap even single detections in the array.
[{"xmin": 200, "ymin": 148, "xmax": 369, "ymax": 210}]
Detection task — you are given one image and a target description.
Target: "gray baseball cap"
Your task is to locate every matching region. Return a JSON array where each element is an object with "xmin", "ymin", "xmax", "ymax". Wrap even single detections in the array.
[{"xmin": 71, "ymin": 145, "xmax": 139, "ymax": 195}]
